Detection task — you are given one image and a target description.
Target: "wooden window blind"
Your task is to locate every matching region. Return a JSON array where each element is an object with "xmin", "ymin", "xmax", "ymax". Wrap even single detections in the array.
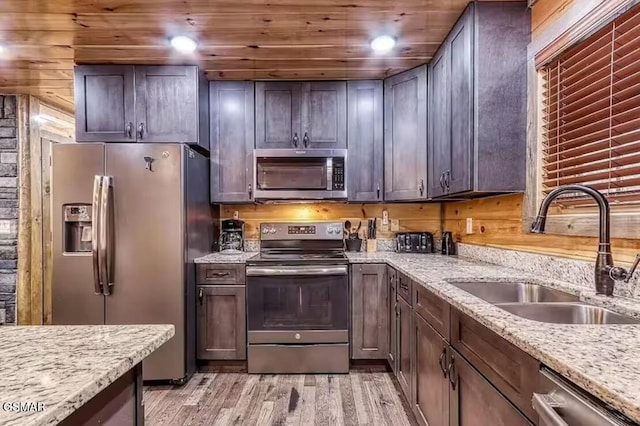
[{"xmin": 541, "ymin": 4, "xmax": 640, "ymax": 207}]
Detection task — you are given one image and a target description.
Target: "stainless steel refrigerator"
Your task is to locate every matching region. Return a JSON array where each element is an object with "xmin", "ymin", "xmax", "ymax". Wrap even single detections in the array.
[{"xmin": 51, "ymin": 143, "xmax": 212, "ymax": 383}]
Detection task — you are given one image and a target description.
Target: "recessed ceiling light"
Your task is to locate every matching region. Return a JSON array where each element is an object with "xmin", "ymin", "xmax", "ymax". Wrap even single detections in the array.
[
  {"xmin": 371, "ymin": 35, "xmax": 396, "ymax": 54},
  {"xmin": 170, "ymin": 36, "xmax": 197, "ymax": 53}
]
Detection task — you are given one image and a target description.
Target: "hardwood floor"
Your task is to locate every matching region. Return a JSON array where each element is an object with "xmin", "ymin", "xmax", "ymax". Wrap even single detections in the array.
[{"xmin": 144, "ymin": 370, "xmax": 416, "ymax": 425}]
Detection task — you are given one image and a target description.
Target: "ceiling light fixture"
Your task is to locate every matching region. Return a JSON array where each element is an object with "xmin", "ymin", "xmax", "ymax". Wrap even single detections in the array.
[
  {"xmin": 371, "ymin": 35, "xmax": 396, "ymax": 54},
  {"xmin": 170, "ymin": 36, "xmax": 197, "ymax": 54}
]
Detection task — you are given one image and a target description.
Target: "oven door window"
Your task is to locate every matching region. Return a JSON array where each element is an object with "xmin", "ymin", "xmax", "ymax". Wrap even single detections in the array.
[
  {"xmin": 247, "ymin": 275, "xmax": 348, "ymax": 330},
  {"xmin": 256, "ymin": 158, "xmax": 328, "ymax": 190}
]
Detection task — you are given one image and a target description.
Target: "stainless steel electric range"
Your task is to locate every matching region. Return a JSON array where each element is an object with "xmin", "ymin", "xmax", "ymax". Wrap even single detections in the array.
[{"xmin": 246, "ymin": 222, "xmax": 349, "ymax": 374}]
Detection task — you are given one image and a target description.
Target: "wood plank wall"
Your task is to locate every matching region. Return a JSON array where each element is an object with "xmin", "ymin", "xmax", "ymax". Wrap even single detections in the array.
[
  {"xmin": 222, "ymin": 203, "xmax": 441, "ymax": 240},
  {"xmin": 443, "ymin": 194, "xmax": 640, "ymax": 264},
  {"xmin": 531, "ymin": 0, "xmax": 575, "ymax": 37}
]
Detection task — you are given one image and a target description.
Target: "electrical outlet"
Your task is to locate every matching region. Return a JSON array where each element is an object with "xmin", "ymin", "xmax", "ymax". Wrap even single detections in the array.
[
  {"xmin": 466, "ymin": 218, "xmax": 474, "ymax": 234},
  {"xmin": 390, "ymin": 219, "xmax": 400, "ymax": 232},
  {"xmin": 233, "ymin": 210, "xmax": 239, "ymax": 220},
  {"xmin": 382, "ymin": 210, "xmax": 389, "ymax": 225}
]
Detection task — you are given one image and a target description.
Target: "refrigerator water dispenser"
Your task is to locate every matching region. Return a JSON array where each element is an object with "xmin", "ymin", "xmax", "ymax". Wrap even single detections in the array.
[{"xmin": 63, "ymin": 205, "xmax": 92, "ymax": 253}]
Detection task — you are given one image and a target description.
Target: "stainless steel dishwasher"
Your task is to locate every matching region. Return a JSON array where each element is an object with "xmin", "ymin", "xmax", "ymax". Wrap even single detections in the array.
[{"xmin": 534, "ymin": 368, "xmax": 634, "ymax": 426}]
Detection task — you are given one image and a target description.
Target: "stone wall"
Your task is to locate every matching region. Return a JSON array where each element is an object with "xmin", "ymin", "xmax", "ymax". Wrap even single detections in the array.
[{"xmin": 0, "ymin": 95, "xmax": 17, "ymax": 324}]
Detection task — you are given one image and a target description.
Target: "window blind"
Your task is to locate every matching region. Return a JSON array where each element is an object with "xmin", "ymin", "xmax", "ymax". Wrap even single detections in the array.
[{"xmin": 541, "ymin": 4, "xmax": 640, "ymax": 207}]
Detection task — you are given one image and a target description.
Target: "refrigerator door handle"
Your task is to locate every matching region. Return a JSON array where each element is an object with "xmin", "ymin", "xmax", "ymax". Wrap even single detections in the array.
[
  {"xmin": 105, "ymin": 176, "xmax": 115, "ymax": 292},
  {"xmin": 92, "ymin": 175, "xmax": 103, "ymax": 294},
  {"xmin": 100, "ymin": 176, "xmax": 113, "ymax": 295}
]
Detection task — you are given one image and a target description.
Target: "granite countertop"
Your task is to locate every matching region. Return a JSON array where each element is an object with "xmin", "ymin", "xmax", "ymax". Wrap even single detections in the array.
[
  {"xmin": 195, "ymin": 250, "xmax": 640, "ymax": 422},
  {"xmin": 194, "ymin": 251, "xmax": 258, "ymax": 263},
  {"xmin": 348, "ymin": 252, "xmax": 640, "ymax": 423},
  {"xmin": 0, "ymin": 324, "xmax": 174, "ymax": 426}
]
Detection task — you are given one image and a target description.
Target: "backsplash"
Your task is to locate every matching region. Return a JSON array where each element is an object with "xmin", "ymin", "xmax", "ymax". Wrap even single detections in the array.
[
  {"xmin": 222, "ymin": 203, "xmax": 441, "ymax": 240},
  {"xmin": 458, "ymin": 243, "xmax": 640, "ymax": 299}
]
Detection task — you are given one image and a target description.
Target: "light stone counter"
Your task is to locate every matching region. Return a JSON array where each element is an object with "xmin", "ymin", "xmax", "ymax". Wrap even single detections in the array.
[
  {"xmin": 0, "ymin": 324, "xmax": 174, "ymax": 426},
  {"xmin": 347, "ymin": 251, "xmax": 640, "ymax": 423},
  {"xmin": 194, "ymin": 252, "xmax": 258, "ymax": 264}
]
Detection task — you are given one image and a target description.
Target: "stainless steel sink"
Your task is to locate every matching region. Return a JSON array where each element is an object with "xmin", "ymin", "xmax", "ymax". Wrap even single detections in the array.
[
  {"xmin": 496, "ymin": 303, "xmax": 640, "ymax": 325},
  {"xmin": 449, "ymin": 281, "xmax": 580, "ymax": 303}
]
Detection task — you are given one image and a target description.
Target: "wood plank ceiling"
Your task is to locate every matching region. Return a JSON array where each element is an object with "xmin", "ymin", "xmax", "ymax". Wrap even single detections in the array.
[{"xmin": 0, "ymin": 0, "xmax": 517, "ymax": 112}]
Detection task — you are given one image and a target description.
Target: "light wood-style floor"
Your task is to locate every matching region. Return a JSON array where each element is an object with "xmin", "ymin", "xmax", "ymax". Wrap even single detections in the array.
[{"xmin": 144, "ymin": 370, "xmax": 415, "ymax": 426}]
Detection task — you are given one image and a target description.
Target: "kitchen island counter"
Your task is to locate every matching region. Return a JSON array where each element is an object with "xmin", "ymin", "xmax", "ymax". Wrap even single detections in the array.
[{"xmin": 0, "ymin": 324, "xmax": 173, "ymax": 426}]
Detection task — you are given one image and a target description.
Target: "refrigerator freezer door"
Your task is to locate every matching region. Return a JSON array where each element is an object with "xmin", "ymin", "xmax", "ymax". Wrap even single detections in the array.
[
  {"xmin": 52, "ymin": 143, "xmax": 106, "ymax": 324},
  {"xmin": 104, "ymin": 144, "xmax": 186, "ymax": 381}
]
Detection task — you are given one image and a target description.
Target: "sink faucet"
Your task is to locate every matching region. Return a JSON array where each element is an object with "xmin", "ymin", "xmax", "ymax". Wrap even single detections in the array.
[{"xmin": 530, "ymin": 184, "xmax": 640, "ymax": 296}]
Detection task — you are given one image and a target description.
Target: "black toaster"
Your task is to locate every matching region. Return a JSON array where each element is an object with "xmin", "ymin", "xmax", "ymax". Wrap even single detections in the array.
[{"xmin": 395, "ymin": 232, "xmax": 434, "ymax": 253}]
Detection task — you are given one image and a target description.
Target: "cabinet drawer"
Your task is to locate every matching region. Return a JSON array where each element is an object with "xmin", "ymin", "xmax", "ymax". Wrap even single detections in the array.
[
  {"xmin": 397, "ymin": 272, "xmax": 412, "ymax": 304},
  {"xmin": 413, "ymin": 284, "xmax": 450, "ymax": 339},
  {"xmin": 196, "ymin": 264, "xmax": 245, "ymax": 285},
  {"xmin": 450, "ymin": 308, "xmax": 539, "ymax": 421}
]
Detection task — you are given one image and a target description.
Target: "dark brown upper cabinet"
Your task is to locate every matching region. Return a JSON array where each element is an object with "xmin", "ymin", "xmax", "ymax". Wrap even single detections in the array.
[
  {"xmin": 302, "ymin": 82, "xmax": 347, "ymax": 148},
  {"xmin": 256, "ymin": 81, "xmax": 346, "ymax": 149},
  {"xmin": 74, "ymin": 65, "xmax": 135, "ymax": 143},
  {"xmin": 427, "ymin": 2, "xmax": 530, "ymax": 199},
  {"xmin": 347, "ymin": 80, "xmax": 384, "ymax": 202},
  {"xmin": 255, "ymin": 82, "xmax": 302, "ymax": 149},
  {"xmin": 210, "ymin": 81, "xmax": 255, "ymax": 203},
  {"xmin": 384, "ymin": 65, "xmax": 428, "ymax": 201},
  {"xmin": 75, "ymin": 65, "xmax": 209, "ymax": 150}
]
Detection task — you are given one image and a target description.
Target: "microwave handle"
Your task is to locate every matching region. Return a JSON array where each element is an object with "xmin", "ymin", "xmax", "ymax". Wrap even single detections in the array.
[{"xmin": 292, "ymin": 133, "xmax": 299, "ymax": 147}]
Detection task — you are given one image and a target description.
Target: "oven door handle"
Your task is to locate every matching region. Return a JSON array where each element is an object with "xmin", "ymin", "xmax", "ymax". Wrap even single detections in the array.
[{"xmin": 246, "ymin": 265, "xmax": 348, "ymax": 276}]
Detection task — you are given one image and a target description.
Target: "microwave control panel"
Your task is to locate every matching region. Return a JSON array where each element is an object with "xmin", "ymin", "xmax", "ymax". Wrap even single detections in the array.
[{"xmin": 332, "ymin": 157, "xmax": 345, "ymax": 190}]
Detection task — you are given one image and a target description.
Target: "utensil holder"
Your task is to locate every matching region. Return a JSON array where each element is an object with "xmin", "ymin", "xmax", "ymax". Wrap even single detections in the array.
[{"xmin": 345, "ymin": 238, "xmax": 363, "ymax": 252}]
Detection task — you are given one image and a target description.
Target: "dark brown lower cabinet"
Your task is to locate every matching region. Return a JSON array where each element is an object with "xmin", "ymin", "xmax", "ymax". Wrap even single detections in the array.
[
  {"xmin": 197, "ymin": 285, "xmax": 246, "ymax": 360},
  {"xmin": 382, "ymin": 264, "xmax": 538, "ymax": 426},
  {"xmin": 397, "ymin": 296, "xmax": 413, "ymax": 400},
  {"xmin": 413, "ymin": 313, "xmax": 449, "ymax": 426},
  {"xmin": 387, "ymin": 266, "xmax": 398, "ymax": 372},
  {"xmin": 351, "ymin": 264, "xmax": 389, "ymax": 359},
  {"xmin": 449, "ymin": 349, "xmax": 533, "ymax": 426}
]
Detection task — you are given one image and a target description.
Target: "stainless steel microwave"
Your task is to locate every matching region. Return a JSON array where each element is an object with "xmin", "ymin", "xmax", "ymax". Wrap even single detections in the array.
[{"xmin": 253, "ymin": 149, "xmax": 347, "ymax": 200}]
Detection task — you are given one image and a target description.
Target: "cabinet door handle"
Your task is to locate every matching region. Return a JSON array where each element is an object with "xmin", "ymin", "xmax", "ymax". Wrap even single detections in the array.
[
  {"xmin": 125, "ymin": 122, "xmax": 133, "ymax": 139},
  {"xmin": 198, "ymin": 288, "xmax": 203, "ymax": 305},
  {"xmin": 303, "ymin": 132, "xmax": 309, "ymax": 147},
  {"xmin": 137, "ymin": 122, "xmax": 144, "ymax": 140},
  {"xmin": 292, "ymin": 133, "xmax": 299, "ymax": 147},
  {"xmin": 439, "ymin": 347, "xmax": 448, "ymax": 378},
  {"xmin": 248, "ymin": 183, "xmax": 253, "ymax": 199},
  {"xmin": 209, "ymin": 272, "xmax": 230, "ymax": 277},
  {"xmin": 377, "ymin": 183, "xmax": 380, "ymax": 199},
  {"xmin": 419, "ymin": 179, "xmax": 425, "ymax": 196},
  {"xmin": 447, "ymin": 355, "xmax": 457, "ymax": 390},
  {"xmin": 439, "ymin": 173, "xmax": 445, "ymax": 191},
  {"xmin": 445, "ymin": 170, "xmax": 451, "ymax": 191},
  {"xmin": 399, "ymin": 281, "xmax": 408, "ymax": 291}
]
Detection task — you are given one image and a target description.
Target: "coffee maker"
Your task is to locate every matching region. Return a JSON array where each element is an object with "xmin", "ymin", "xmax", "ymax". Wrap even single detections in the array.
[{"xmin": 219, "ymin": 219, "xmax": 245, "ymax": 254}]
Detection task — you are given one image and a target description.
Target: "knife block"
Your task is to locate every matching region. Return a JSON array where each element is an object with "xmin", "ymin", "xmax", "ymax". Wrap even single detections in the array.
[{"xmin": 366, "ymin": 239, "xmax": 377, "ymax": 252}]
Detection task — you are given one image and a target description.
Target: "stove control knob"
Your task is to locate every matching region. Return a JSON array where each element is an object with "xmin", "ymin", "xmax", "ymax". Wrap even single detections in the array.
[
  {"xmin": 295, "ymin": 333, "xmax": 301, "ymax": 340},
  {"xmin": 262, "ymin": 227, "xmax": 269, "ymax": 234},
  {"xmin": 270, "ymin": 227, "xmax": 277, "ymax": 234}
]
